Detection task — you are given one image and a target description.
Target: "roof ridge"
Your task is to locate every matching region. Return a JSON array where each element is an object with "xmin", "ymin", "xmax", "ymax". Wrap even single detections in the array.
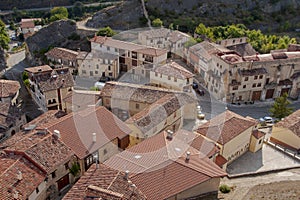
[
  {"xmin": 0, "ymin": 156, "xmax": 20, "ymax": 178},
  {"xmin": 107, "ymin": 171, "xmax": 121, "ymax": 190}
]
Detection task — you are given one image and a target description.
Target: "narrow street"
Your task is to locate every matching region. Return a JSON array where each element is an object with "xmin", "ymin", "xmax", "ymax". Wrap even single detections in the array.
[{"xmin": 4, "ymin": 50, "xmax": 43, "ymax": 121}]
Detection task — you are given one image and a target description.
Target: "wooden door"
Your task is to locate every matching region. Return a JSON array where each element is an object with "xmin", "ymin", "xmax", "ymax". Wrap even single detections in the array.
[
  {"xmin": 57, "ymin": 174, "xmax": 70, "ymax": 191},
  {"xmin": 266, "ymin": 89, "xmax": 275, "ymax": 99},
  {"xmin": 252, "ymin": 91, "xmax": 262, "ymax": 101},
  {"xmin": 280, "ymin": 88, "xmax": 290, "ymax": 96}
]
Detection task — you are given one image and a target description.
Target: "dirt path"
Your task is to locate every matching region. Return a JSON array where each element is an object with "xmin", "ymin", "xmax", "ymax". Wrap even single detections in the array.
[{"xmin": 219, "ymin": 168, "xmax": 300, "ymax": 200}]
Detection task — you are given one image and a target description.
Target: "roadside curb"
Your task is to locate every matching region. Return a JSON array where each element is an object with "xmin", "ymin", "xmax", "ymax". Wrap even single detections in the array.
[{"xmin": 227, "ymin": 165, "xmax": 300, "ymax": 179}]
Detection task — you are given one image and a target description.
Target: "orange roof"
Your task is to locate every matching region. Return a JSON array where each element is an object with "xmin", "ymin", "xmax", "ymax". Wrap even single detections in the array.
[
  {"xmin": 63, "ymin": 164, "xmax": 146, "ymax": 200},
  {"xmin": 90, "ymin": 36, "xmax": 167, "ymax": 56},
  {"xmin": 21, "ymin": 21, "xmax": 34, "ymax": 29},
  {"xmin": 104, "ymin": 129, "xmax": 226, "ymax": 200},
  {"xmin": 275, "ymin": 109, "xmax": 300, "ymax": 137},
  {"xmin": 0, "ymin": 154, "xmax": 45, "ymax": 200},
  {"xmin": 252, "ymin": 130, "xmax": 265, "ymax": 139},
  {"xmin": 195, "ymin": 110, "xmax": 257, "ymax": 145},
  {"xmin": 215, "ymin": 155, "xmax": 227, "ymax": 167},
  {"xmin": 47, "ymin": 106, "xmax": 132, "ymax": 159},
  {"xmin": 45, "ymin": 47, "xmax": 78, "ymax": 61},
  {"xmin": 153, "ymin": 62, "xmax": 194, "ymax": 79},
  {"xmin": 25, "ymin": 65, "xmax": 52, "ymax": 73},
  {"xmin": 0, "ymin": 80, "xmax": 20, "ymax": 98}
]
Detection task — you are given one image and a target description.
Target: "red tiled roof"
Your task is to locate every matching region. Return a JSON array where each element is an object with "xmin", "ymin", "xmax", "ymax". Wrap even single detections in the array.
[
  {"xmin": 63, "ymin": 164, "xmax": 146, "ymax": 200},
  {"xmin": 25, "ymin": 65, "xmax": 53, "ymax": 73},
  {"xmin": 0, "ymin": 154, "xmax": 45, "ymax": 200},
  {"xmin": 275, "ymin": 109, "xmax": 300, "ymax": 137},
  {"xmin": 104, "ymin": 129, "xmax": 226, "ymax": 200},
  {"xmin": 215, "ymin": 155, "xmax": 227, "ymax": 167},
  {"xmin": 90, "ymin": 36, "xmax": 167, "ymax": 56},
  {"xmin": 195, "ymin": 110, "xmax": 257, "ymax": 145},
  {"xmin": 45, "ymin": 47, "xmax": 78, "ymax": 61},
  {"xmin": 153, "ymin": 62, "xmax": 194, "ymax": 79},
  {"xmin": 252, "ymin": 130, "xmax": 265, "ymax": 139},
  {"xmin": 47, "ymin": 106, "xmax": 132, "ymax": 159},
  {"xmin": 21, "ymin": 21, "xmax": 34, "ymax": 29},
  {"xmin": 0, "ymin": 80, "xmax": 20, "ymax": 98}
]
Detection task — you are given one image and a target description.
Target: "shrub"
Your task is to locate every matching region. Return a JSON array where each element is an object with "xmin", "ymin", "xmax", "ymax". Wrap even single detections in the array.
[
  {"xmin": 219, "ymin": 184, "xmax": 231, "ymax": 193},
  {"xmin": 23, "ymin": 79, "xmax": 30, "ymax": 88}
]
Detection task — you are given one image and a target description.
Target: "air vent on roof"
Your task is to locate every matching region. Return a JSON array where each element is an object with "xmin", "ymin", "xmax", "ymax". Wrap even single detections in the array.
[
  {"xmin": 92, "ymin": 133, "xmax": 96, "ymax": 143},
  {"xmin": 166, "ymin": 130, "xmax": 173, "ymax": 140},
  {"xmin": 24, "ymin": 124, "xmax": 37, "ymax": 131},
  {"xmin": 53, "ymin": 130, "xmax": 60, "ymax": 139},
  {"xmin": 17, "ymin": 171, "xmax": 22, "ymax": 181},
  {"xmin": 185, "ymin": 151, "xmax": 191, "ymax": 162},
  {"xmin": 124, "ymin": 170, "xmax": 129, "ymax": 180}
]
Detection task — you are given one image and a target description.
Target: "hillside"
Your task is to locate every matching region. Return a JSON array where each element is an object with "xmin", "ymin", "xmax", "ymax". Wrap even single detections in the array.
[{"xmin": 86, "ymin": 0, "xmax": 300, "ymax": 36}]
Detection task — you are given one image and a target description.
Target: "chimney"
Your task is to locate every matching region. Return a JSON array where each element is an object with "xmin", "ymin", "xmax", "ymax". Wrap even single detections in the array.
[
  {"xmin": 92, "ymin": 133, "xmax": 96, "ymax": 143},
  {"xmin": 185, "ymin": 151, "xmax": 191, "ymax": 162},
  {"xmin": 17, "ymin": 171, "xmax": 22, "ymax": 181},
  {"xmin": 53, "ymin": 130, "xmax": 60, "ymax": 139},
  {"xmin": 124, "ymin": 170, "xmax": 129, "ymax": 180},
  {"xmin": 166, "ymin": 130, "xmax": 173, "ymax": 140},
  {"xmin": 13, "ymin": 191, "xmax": 18, "ymax": 199}
]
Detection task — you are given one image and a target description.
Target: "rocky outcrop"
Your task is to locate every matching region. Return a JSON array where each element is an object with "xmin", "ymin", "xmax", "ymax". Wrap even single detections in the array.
[
  {"xmin": 26, "ymin": 20, "xmax": 93, "ymax": 65},
  {"xmin": 86, "ymin": 0, "xmax": 144, "ymax": 30}
]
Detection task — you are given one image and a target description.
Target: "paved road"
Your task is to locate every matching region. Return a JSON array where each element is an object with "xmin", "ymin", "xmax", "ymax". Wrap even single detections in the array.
[{"xmin": 4, "ymin": 50, "xmax": 43, "ymax": 121}]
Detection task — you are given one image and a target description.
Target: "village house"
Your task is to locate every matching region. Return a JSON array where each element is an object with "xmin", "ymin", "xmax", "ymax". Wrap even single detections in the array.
[
  {"xmin": 186, "ymin": 41, "xmax": 231, "ymax": 79},
  {"xmin": 0, "ymin": 79, "xmax": 20, "ymax": 105},
  {"xmin": 100, "ymin": 81, "xmax": 197, "ymax": 145},
  {"xmin": 46, "ymin": 106, "xmax": 132, "ymax": 173},
  {"xmin": 270, "ymin": 109, "xmax": 300, "ymax": 151},
  {"xmin": 0, "ymin": 103, "xmax": 26, "ymax": 142},
  {"xmin": 89, "ymin": 35, "xmax": 167, "ymax": 73},
  {"xmin": 204, "ymin": 45, "xmax": 300, "ymax": 103},
  {"xmin": 45, "ymin": 47, "xmax": 80, "ymax": 74},
  {"xmin": 103, "ymin": 130, "xmax": 227, "ymax": 200},
  {"xmin": 150, "ymin": 61, "xmax": 194, "ymax": 92},
  {"xmin": 25, "ymin": 65, "xmax": 74, "ymax": 112},
  {"xmin": 0, "ymin": 111, "xmax": 75, "ymax": 200},
  {"xmin": 62, "ymin": 90, "xmax": 101, "ymax": 113},
  {"xmin": 195, "ymin": 110, "xmax": 264, "ymax": 169},
  {"xmin": 20, "ymin": 18, "xmax": 42, "ymax": 38},
  {"xmin": 63, "ymin": 163, "xmax": 147, "ymax": 200},
  {"xmin": 78, "ymin": 50, "xmax": 119, "ymax": 79},
  {"xmin": 0, "ymin": 80, "xmax": 26, "ymax": 142},
  {"xmin": 138, "ymin": 27, "xmax": 191, "ymax": 57}
]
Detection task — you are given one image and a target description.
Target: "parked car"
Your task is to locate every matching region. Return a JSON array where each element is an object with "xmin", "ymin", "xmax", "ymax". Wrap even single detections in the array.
[
  {"xmin": 259, "ymin": 116, "xmax": 274, "ymax": 126},
  {"xmin": 192, "ymin": 82, "xmax": 198, "ymax": 89},
  {"xmin": 197, "ymin": 89, "xmax": 205, "ymax": 96}
]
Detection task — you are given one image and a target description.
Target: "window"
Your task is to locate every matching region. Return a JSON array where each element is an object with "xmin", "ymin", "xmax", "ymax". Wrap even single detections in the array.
[
  {"xmin": 217, "ymin": 63, "xmax": 219, "ymax": 67},
  {"xmin": 96, "ymin": 64, "xmax": 99, "ymax": 69},
  {"xmin": 36, "ymin": 187, "xmax": 39, "ymax": 194},
  {"xmin": 245, "ymin": 77, "xmax": 248, "ymax": 81},
  {"xmin": 95, "ymin": 71, "xmax": 98, "ymax": 74},
  {"xmin": 259, "ymin": 75, "xmax": 263, "ymax": 79},
  {"xmin": 259, "ymin": 139, "xmax": 262, "ymax": 144},
  {"xmin": 233, "ymin": 39, "xmax": 235, "ymax": 43},
  {"xmin": 82, "ymin": 70, "xmax": 86, "ymax": 74},
  {"xmin": 155, "ymin": 72, "xmax": 158, "ymax": 77},
  {"xmin": 115, "ymin": 48, "xmax": 118, "ymax": 52},
  {"xmin": 174, "ymin": 77, "xmax": 177, "ymax": 82},
  {"xmin": 168, "ymin": 76, "xmax": 171, "ymax": 80},
  {"xmin": 243, "ymin": 85, "xmax": 246, "ymax": 89},
  {"xmin": 257, "ymin": 83, "xmax": 261, "ymax": 87},
  {"xmin": 64, "ymin": 162, "xmax": 69, "ymax": 170},
  {"xmin": 233, "ymin": 86, "xmax": 238, "ymax": 90},
  {"xmin": 109, "ymin": 72, "xmax": 113, "ymax": 76},
  {"xmin": 142, "ymin": 69, "xmax": 144, "ymax": 74},
  {"xmin": 239, "ymin": 96, "xmax": 242, "ymax": 100},
  {"xmin": 254, "ymin": 75, "xmax": 258, "ymax": 80},
  {"xmin": 136, "ymin": 103, "xmax": 140, "ymax": 109},
  {"xmin": 51, "ymin": 171, "xmax": 56, "ymax": 179},
  {"xmin": 103, "ymin": 149, "xmax": 107, "ymax": 155},
  {"xmin": 252, "ymin": 83, "xmax": 256, "ymax": 87},
  {"xmin": 240, "ymin": 38, "xmax": 243, "ymax": 42},
  {"xmin": 107, "ymin": 46, "xmax": 110, "ymax": 51}
]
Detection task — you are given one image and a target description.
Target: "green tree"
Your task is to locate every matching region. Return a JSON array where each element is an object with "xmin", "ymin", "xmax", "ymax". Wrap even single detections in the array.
[
  {"xmin": 72, "ymin": 1, "xmax": 85, "ymax": 18},
  {"xmin": 152, "ymin": 18, "xmax": 163, "ymax": 27},
  {"xmin": 184, "ymin": 38, "xmax": 197, "ymax": 48},
  {"xmin": 0, "ymin": 20, "xmax": 10, "ymax": 50},
  {"xmin": 97, "ymin": 26, "xmax": 116, "ymax": 37},
  {"xmin": 270, "ymin": 93, "xmax": 293, "ymax": 120},
  {"xmin": 50, "ymin": 7, "xmax": 69, "ymax": 22}
]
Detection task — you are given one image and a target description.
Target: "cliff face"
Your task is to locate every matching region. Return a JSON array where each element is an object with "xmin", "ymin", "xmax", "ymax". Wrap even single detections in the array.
[
  {"xmin": 0, "ymin": 0, "xmax": 71, "ymax": 10},
  {"xmin": 86, "ymin": 0, "xmax": 300, "ymax": 33},
  {"xmin": 86, "ymin": 0, "xmax": 144, "ymax": 30},
  {"xmin": 26, "ymin": 20, "xmax": 92, "ymax": 65}
]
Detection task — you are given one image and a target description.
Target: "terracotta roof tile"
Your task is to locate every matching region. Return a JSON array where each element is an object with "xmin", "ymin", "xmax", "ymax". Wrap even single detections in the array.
[
  {"xmin": 25, "ymin": 65, "xmax": 52, "ymax": 73},
  {"xmin": 215, "ymin": 155, "xmax": 227, "ymax": 167},
  {"xmin": 195, "ymin": 110, "xmax": 256, "ymax": 145},
  {"xmin": 47, "ymin": 106, "xmax": 131, "ymax": 159},
  {"xmin": 45, "ymin": 47, "xmax": 78, "ymax": 61},
  {"xmin": 275, "ymin": 109, "xmax": 300, "ymax": 137},
  {"xmin": 20, "ymin": 21, "xmax": 35, "ymax": 29},
  {"xmin": 0, "ymin": 154, "xmax": 45, "ymax": 200},
  {"xmin": 0, "ymin": 80, "xmax": 20, "ymax": 98},
  {"xmin": 63, "ymin": 164, "xmax": 146, "ymax": 200},
  {"xmin": 153, "ymin": 62, "xmax": 194, "ymax": 79},
  {"xmin": 252, "ymin": 130, "xmax": 265, "ymax": 139},
  {"xmin": 104, "ymin": 130, "xmax": 226, "ymax": 200},
  {"xmin": 90, "ymin": 36, "xmax": 167, "ymax": 56}
]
